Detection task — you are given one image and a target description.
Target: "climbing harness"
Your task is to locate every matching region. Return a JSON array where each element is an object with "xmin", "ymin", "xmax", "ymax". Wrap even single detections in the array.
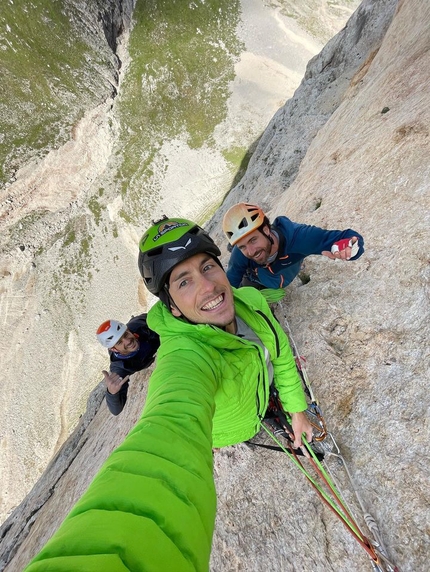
[{"xmin": 250, "ymin": 314, "xmax": 399, "ymax": 572}]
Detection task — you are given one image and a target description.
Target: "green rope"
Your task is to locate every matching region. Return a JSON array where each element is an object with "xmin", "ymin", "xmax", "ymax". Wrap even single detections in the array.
[
  {"xmin": 260, "ymin": 423, "xmax": 364, "ymax": 539},
  {"xmin": 302, "ymin": 438, "xmax": 350, "ymax": 511}
]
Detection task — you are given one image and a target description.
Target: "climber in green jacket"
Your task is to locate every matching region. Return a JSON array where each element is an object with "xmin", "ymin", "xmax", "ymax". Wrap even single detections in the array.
[{"xmin": 24, "ymin": 217, "xmax": 312, "ymax": 572}]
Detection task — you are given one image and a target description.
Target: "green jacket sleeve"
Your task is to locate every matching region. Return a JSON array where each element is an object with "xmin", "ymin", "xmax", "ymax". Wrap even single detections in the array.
[{"xmin": 24, "ymin": 352, "xmax": 218, "ymax": 572}]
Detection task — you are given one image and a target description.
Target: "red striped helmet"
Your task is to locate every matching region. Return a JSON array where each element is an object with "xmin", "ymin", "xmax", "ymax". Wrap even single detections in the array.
[{"xmin": 96, "ymin": 319, "xmax": 127, "ymax": 349}]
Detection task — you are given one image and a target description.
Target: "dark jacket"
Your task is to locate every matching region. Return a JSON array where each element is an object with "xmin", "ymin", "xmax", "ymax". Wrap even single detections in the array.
[
  {"xmin": 226, "ymin": 216, "xmax": 364, "ymax": 288},
  {"xmin": 105, "ymin": 314, "xmax": 160, "ymax": 415}
]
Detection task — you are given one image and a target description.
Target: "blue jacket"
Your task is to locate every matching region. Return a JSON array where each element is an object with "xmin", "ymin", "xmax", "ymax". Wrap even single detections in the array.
[{"xmin": 226, "ymin": 216, "xmax": 364, "ymax": 288}]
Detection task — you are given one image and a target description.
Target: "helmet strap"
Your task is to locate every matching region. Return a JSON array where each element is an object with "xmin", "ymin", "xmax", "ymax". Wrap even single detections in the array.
[
  {"xmin": 161, "ymin": 253, "xmax": 225, "ymax": 324},
  {"xmin": 259, "ymin": 224, "xmax": 274, "ymax": 246},
  {"xmin": 167, "ymin": 290, "xmax": 182, "ymax": 316},
  {"xmin": 159, "ymin": 287, "xmax": 173, "ymax": 309},
  {"xmin": 164, "ymin": 286, "xmax": 199, "ymax": 325},
  {"xmin": 161, "ymin": 285, "xmax": 186, "ymax": 320}
]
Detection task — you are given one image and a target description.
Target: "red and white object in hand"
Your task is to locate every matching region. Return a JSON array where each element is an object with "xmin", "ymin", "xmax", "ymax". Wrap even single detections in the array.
[{"xmin": 331, "ymin": 238, "xmax": 359, "ymax": 258}]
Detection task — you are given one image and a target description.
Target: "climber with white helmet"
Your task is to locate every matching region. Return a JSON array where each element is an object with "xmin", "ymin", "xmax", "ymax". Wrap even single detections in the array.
[
  {"xmin": 96, "ymin": 316, "xmax": 160, "ymax": 414},
  {"xmin": 223, "ymin": 203, "xmax": 364, "ymax": 290}
]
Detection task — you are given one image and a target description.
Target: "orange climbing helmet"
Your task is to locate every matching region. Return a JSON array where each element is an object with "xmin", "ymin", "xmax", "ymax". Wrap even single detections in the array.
[{"xmin": 223, "ymin": 203, "xmax": 266, "ymax": 246}]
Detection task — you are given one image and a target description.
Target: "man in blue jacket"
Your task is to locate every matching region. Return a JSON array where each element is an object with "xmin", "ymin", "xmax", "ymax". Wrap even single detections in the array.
[
  {"xmin": 96, "ymin": 315, "xmax": 160, "ymax": 414},
  {"xmin": 223, "ymin": 203, "xmax": 364, "ymax": 289}
]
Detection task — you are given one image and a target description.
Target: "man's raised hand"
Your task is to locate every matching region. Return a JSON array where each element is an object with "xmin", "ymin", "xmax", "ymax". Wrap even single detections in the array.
[
  {"xmin": 322, "ymin": 236, "xmax": 359, "ymax": 260},
  {"xmin": 102, "ymin": 371, "xmax": 130, "ymax": 394}
]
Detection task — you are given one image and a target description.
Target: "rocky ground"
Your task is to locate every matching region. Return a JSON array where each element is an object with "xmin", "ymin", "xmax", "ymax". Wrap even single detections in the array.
[{"xmin": 2, "ymin": 0, "xmax": 430, "ymax": 571}]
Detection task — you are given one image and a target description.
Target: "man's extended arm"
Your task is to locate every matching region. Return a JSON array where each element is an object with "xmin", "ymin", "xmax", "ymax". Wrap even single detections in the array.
[
  {"xmin": 263, "ymin": 300, "xmax": 313, "ymax": 447},
  {"xmin": 24, "ymin": 353, "xmax": 218, "ymax": 572},
  {"xmin": 288, "ymin": 221, "xmax": 364, "ymax": 259}
]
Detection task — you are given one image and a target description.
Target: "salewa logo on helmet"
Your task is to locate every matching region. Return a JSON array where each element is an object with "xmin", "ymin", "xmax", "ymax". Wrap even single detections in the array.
[
  {"xmin": 168, "ymin": 238, "xmax": 192, "ymax": 251},
  {"xmin": 153, "ymin": 221, "xmax": 188, "ymax": 242}
]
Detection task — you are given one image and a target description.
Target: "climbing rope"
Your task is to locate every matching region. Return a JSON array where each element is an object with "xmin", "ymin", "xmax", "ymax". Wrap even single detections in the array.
[{"xmin": 260, "ymin": 314, "xmax": 400, "ymax": 572}]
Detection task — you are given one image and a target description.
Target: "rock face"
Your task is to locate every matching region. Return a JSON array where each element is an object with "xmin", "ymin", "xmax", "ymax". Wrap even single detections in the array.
[
  {"xmin": 1, "ymin": 0, "xmax": 429, "ymax": 571},
  {"xmin": 0, "ymin": 374, "xmax": 154, "ymax": 571},
  {"xmin": 207, "ymin": 0, "xmax": 400, "ymax": 230},
  {"xmin": 210, "ymin": 1, "xmax": 429, "ymax": 571}
]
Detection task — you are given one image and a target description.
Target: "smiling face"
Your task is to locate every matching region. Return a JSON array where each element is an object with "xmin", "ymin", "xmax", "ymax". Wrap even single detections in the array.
[
  {"xmin": 235, "ymin": 225, "xmax": 275, "ymax": 265},
  {"xmin": 112, "ymin": 330, "xmax": 139, "ymax": 355},
  {"xmin": 168, "ymin": 253, "xmax": 236, "ymax": 333}
]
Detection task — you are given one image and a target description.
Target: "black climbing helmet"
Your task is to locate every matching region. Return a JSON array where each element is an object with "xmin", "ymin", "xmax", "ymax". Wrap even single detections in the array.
[{"xmin": 138, "ymin": 216, "xmax": 222, "ymax": 297}]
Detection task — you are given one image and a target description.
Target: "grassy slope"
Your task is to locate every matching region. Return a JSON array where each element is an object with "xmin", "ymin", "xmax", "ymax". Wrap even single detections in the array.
[
  {"xmin": 116, "ymin": 0, "xmax": 243, "ymax": 224},
  {"xmin": 0, "ymin": 0, "xmax": 117, "ymax": 183},
  {"xmin": 1, "ymin": 0, "xmax": 244, "ymax": 322}
]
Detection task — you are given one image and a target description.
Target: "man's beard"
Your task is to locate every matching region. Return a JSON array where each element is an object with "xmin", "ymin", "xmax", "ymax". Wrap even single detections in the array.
[{"xmin": 252, "ymin": 242, "xmax": 272, "ymax": 265}]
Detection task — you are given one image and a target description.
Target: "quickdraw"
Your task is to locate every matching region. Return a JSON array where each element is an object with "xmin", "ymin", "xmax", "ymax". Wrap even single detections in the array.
[{"xmin": 253, "ymin": 316, "xmax": 400, "ymax": 572}]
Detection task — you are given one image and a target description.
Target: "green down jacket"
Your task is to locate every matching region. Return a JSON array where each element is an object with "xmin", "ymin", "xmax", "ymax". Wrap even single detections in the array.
[
  {"xmin": 148, "ymin": 286, "xmax": 306, "ymax": 448},
  {"xmin": 24, "ymin": 287, "xmax": 306, "ymax": 572}
]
